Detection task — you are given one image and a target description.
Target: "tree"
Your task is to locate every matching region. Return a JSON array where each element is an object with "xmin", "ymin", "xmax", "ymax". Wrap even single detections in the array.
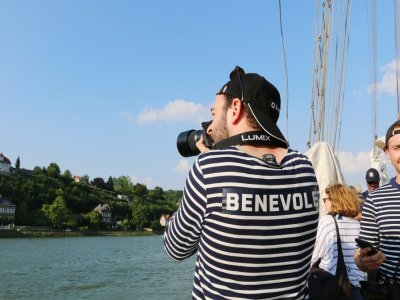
[
  {"xmin": 110, "ymin": 202, "xmax": 131, "ymax": 221},
  {"xmin": 33, "ymin": 166, "xmax": 43, "ymax": 176},
  {"xmin": 150, "ymin": 219, "xmax": 162, "ymax": 231},
  {"xmin": 15, "ymin": 156, "xmax": 20, "ymax": 172},
  {"xmin": 81, "ymin": 174, "xmax": 90, "ymax": 185},
  {"xmin": 85, "ymin": 210, "xmax": 102, "ymax": 229},
  {"xmin": 0, "ymin": 216, "xmax": 14, "ymax": 225},
  {"xmin": 32, "ymin": 209, "xmax": 47, "ymax": 226},
  {"xmin": 41, "ymin": 196, "xmax": 73, "ymax": 228},
  {"xmin": 47, "ymin": 162, "xmax": 61, "ymax": 178},
  {"xmin": 133, "ymin": 183, "xmax": 148, "ymax": 196},
  {"xmin": 133, "ymin": 183, "xmax": 148, "ymax": 204},
  {"xmin": 113, "ymin": 176, "xmax": 134, "ymax": 194},
  {"xmin": 106, "ymin": 176, "xmax": 114, "ymax": 191},
  {"xmin": 149, "ymin": 186, "xmax": 165, "ymax": 202},
  {"xmin": 131, "ymin": 203, "xmax": 149, "ymax": 230},
  {"xmin": 90, "ymin": 177, "xmax": 106, "ymax": 189},
  {"xmin": 0, "ymin": 167, "xmax": 184, "ymax": 229},
  {"xmin": 56, "ymin": 188, "xmax": 64, "ymax": 197},
  {"xmin": 62, "ymin": 169, "xmax": 73, "ymax": 183},
  {"xmin": 120, "ymin": 218, "xmax": 132, "ymax": 230},
  {"xmin": 16, "ymin": 201, "xmax": 32, "ymax": 225}
]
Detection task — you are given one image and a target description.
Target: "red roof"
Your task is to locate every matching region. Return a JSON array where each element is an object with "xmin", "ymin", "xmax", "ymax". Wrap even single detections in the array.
[{"xmin": 0, "ymin": 152, "xmax": 11, "ymax": 164}]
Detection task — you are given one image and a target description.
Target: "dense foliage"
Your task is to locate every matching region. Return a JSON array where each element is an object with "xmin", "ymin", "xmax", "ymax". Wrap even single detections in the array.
[{"xmin": 0, "ymin": 162, "xmax": 181, "ymax": 231}]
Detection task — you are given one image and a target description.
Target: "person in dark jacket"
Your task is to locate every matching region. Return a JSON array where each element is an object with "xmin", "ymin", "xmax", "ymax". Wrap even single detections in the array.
[{"xmin": 361, "ymin": 168, "xmax": 380, "ymax": 200}]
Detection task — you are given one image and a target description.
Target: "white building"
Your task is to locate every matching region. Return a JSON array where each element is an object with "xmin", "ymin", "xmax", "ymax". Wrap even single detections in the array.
[
  {"xmin": 93, "ymin": 203, "xmax": 112, "ymax": 224},
  {"xmin": 0, "ymin": 153, "xmax": 11, "ymax": 173},
  {"xmin": 0, "ymin": 195, "xmax": 16, "ymax": 227},
  {"xmin": 159, "ymin": 214, "xmax": 171, "ymax": 227}
]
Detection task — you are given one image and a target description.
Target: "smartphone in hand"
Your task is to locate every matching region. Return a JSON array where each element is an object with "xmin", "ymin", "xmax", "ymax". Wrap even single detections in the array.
[{"xmin": 355, "ymin": 238, "xmax": 378, "ymax": 256}]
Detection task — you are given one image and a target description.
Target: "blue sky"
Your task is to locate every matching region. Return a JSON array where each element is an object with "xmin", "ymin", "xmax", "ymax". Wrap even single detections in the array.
[{"xmin": 0, "ymin": 1, "xmax": 398, "ymax": 190}]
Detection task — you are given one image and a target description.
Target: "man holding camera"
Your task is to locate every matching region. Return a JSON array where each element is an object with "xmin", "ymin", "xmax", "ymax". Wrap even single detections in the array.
[{"xmin": 164, "ymin": 66, "xmax": 319, "ymax": 299}]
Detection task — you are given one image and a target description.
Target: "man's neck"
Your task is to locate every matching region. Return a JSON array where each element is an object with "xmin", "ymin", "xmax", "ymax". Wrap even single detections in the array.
[{"xmin": 236, "ymin": 144, "xmax": 288, "ymax": 165}]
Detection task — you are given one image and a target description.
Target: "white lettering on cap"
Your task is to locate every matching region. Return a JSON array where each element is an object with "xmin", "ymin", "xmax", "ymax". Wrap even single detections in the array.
[{"xmin": 270, "ymin": 101, "xmax": 280, "ymax": 112}]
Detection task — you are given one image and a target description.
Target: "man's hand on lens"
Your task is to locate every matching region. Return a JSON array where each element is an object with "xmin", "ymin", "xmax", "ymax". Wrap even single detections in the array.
[{"xmin": 196, "ymin": 136, "xmax": 210, "ymax": 153}]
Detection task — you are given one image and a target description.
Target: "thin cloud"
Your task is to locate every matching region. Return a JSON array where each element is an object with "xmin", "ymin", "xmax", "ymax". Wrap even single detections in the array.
[
  {"xmin": 368, "ymin": 59, "xmax": 399, "ymax": 95},
  {"xmin": 337, "ymin": 150, "xmax": 394, "ymax": 189},
  {"xmin": 143, "ymin": 176, "xmax": 156, "ymax": 187},
  {"xmin": 337, "ymin": 151, "xmax": 371, "ymax": 174},
  {"xmin": 137, "ymin": 99, "xmax": 210, "ymax": 125},
  {"xmin": 119, "ymin": 112, "xmax": 136, "ymax": 123},
  {"xmin": 130, "ymin": 175, "xmax": 156, "ymax": 188},
  {"xmin": 352, "ymin": 89, "xmax": 364, "ymax": 97},
  {"xmin": 175, "ymin": 159, "xmax": 191, "ymax": 175},
  {"xmin": 128, "ymin": 175, "xmax": 140, "ymax": 185}
]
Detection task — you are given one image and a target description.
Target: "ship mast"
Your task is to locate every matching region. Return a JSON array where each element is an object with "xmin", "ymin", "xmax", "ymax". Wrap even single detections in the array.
[{"xmin": 308, "ymin": 0, "xmax": 352, "ymax": 154}]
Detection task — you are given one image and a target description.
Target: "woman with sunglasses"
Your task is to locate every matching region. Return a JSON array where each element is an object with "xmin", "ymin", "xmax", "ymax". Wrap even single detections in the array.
[{"xmin": 310, "ymin": 183, "xmax": 367, "ymax": 299}]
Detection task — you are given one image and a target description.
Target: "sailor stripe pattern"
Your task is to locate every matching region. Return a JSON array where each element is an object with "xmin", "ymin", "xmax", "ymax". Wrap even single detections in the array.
[
  {"xmin": 359, "ymin": 177, "xmax": 400, "ymax": 281},
  {"xmin": 164, "ymin": 147, "xmax": 319, "ymax": 299},
  {"xmin": 311, "ymin": 215, "xmax": 367, "ymax": 287}
]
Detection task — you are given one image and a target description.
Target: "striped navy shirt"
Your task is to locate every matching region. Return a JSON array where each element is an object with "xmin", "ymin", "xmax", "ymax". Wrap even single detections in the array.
[
  {"xmin": 359, "ymin": 177, "xmax": 400, "ymax": 281},
  {"xmin": 164, "ymin": 147, "xmax": 319, "ymax": 299}
]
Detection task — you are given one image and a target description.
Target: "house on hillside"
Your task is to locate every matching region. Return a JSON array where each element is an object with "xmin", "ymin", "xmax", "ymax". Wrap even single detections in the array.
[
  {"xmin": 0, "ymin": 153, "xmax": 11, "ymax": 173},
  {"xmin": 93, "ymin": 203, "xmax": 112, "ymax": 224},
  {"xmin": 160, "ymin": 214, "xmax": 171, "ymax": 227},
  {"xmin": 117, "ymin": 194, "xmax": 131, "ymax": 202},
  {"xmin": 0, "ymin": 195, "xmax": 16, "ymax": 229}
]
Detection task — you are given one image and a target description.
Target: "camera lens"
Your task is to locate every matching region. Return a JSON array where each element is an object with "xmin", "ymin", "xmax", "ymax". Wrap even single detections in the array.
[{"xmin": 176, "ymin": 130, "xmax": 203, "ymax": 157}]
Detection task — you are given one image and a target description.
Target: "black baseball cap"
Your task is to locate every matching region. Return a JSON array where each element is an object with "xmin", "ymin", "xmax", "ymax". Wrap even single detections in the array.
[
  {"xmin": 365, "ymin": 168, "xmax": 379, "ymax": 183},
  {"xmin": 217, "ymin": 66, "xmax": 288, "ymax": 148},
  {"xmin": 385, "ymin": 120, "xmax": 400, "ymax": 147}
]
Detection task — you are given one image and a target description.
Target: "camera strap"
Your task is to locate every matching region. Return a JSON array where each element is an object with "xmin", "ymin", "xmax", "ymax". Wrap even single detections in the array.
[{"xmin": 213, "ymin": 131, "xmax": 288, "ymax": 150}]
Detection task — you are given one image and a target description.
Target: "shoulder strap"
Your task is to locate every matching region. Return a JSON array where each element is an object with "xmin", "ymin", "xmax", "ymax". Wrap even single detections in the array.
[
  {"xmin": 394, "ymin": 258, "xmax": 400, "ymax": 279},
  {"xmin": 330, "ymin": 214, "xmax": 348, "ymax": 277}
]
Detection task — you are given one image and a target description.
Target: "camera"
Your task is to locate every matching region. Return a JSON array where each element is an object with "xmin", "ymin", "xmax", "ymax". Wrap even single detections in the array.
[{"xmin": 176, "ymin": 121, "xmax": 213, "ymax": 157}]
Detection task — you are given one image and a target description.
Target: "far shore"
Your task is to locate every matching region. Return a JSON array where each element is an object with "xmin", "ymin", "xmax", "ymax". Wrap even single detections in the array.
[{"xmin": 0, "ymin": 229, "xmax": 162, "ymax": 238}]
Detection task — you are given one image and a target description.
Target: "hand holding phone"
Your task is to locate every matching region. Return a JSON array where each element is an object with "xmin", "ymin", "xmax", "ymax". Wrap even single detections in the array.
[{"xmin": 355, "ymin": 238, "xmax": 378, "ymax": 256}]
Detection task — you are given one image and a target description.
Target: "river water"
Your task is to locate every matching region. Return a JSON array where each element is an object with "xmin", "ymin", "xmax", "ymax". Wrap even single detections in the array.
[{"xmin": 0, "ymin": 235, "xmax": 195, "ymax": 300}]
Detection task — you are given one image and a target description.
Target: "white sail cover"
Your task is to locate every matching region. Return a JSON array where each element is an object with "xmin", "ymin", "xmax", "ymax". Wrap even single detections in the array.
[
  {"xmin": 305, "ymin": 141, "xmax": 345, "ymax": 216},
  {"xmin": 371, "ymin": 136, "xmax": 389, "ymax": 186}
]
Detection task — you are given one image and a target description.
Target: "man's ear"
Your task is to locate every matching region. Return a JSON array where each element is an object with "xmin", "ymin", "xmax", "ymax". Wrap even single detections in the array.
[{"xmin": 230, "ymin": 98, "xmax": 243, "ymax": 124}]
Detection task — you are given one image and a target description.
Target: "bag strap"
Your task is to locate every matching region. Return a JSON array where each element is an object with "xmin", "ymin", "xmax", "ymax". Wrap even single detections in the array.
[
  {"xmin": 393, "ymin": 257, "xmax": 400, "ymax": 280},
  {"xmin": 330, "ymin": 213, "xmax": 348, "ymax": 278}
]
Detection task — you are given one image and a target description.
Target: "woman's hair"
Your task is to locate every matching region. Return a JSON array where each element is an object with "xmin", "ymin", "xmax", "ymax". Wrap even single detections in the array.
[
  {"xmin": 325, "ymin": 183, "xmax": 360, "ymax": 218},
  {"xmin": 348, "ymin": 185, "xmax": 364, "ymax": 211}
]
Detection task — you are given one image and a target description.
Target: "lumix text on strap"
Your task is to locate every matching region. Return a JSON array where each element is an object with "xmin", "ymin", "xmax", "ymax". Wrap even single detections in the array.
[{"xmin": 213, "ymin": 131, "xmax": 288, "ymax": 150}]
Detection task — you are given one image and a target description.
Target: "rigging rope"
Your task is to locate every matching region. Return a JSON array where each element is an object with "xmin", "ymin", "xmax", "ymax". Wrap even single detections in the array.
[
  {"xmin": 367, "ymin": 0, "xmax": 377, "ymax": 142},
  {"xmin": 309, "ymin": 0, "xmax": 351, "ymax": 153},
  {"xmin": 309, "ymin": 0, "xmax": 331, "ymax": 147},
  {"xmin": 333, "ymin": 0, "xmax": 352, "ymax": 153},
  {"xmin": 308, "ymin": 0, "xmax": 320, "ymax": 148},
  {"xmin": 278, "ymin": 0, "xmax": 289, "ymax": 141},
  {"xmin": 317, "ymin": 0, "xmax": 331, "ymax": 143}
]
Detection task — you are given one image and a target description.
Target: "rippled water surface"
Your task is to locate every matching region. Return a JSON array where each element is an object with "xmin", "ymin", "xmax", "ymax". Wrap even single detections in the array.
[{"xmin": 0, "ymin": 235, "xmax": 195, "ymax": 299}]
